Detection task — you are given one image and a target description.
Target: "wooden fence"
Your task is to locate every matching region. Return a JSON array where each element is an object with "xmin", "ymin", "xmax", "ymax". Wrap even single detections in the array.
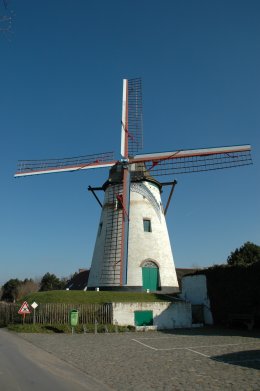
[{"xmin": 0, "ymin": 303, "xmax": 112, "ymax": 325}]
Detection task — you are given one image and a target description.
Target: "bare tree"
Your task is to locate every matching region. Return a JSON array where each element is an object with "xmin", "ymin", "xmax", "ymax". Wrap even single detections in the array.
[
  {"xmin": 0, "ymin": 0, "xmax": 14, "ymax": 37},
  {"xmin": 17, "ymin": 279, "xmax": 40, "ymax": 300}
]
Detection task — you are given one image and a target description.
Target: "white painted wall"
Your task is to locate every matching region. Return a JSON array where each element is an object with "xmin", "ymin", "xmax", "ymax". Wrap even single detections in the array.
[
  {"xmin": 180, "ymin": 274, "xmax": 213, "ymax": 325},
  {"xmin": 127, "ymin": 181, "xmax": 179, "ymax": 290},
  {"xmin": 112, "ymin": 301, "xmax": 192, "ymax": 329}
]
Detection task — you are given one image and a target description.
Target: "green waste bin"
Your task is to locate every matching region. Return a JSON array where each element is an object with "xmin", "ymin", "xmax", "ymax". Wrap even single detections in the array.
[{"xmin": 69, "ymin": 309, "xmax": 79, "ymax": 327}]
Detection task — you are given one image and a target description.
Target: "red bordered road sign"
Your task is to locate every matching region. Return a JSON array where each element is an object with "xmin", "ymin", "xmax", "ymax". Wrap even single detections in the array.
[{"xmin": 18, "ymin": 301, "xmax": 31, "ymax": 314}]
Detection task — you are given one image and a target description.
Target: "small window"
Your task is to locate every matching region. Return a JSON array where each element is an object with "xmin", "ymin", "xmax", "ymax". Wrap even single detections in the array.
[{"xmin": 143, "ymin": 219, "xmax": 152, "ymax": 232}]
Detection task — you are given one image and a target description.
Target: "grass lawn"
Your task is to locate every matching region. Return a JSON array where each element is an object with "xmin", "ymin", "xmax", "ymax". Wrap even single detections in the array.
[{"xmin": 21, "ymin": 290, "xmax": 173, "ymax": 304}]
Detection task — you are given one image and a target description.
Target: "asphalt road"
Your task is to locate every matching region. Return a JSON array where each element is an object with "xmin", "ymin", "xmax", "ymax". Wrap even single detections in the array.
[{"xmin": 0, "ymin": 328, "xmax": 112, "ymax": 391}]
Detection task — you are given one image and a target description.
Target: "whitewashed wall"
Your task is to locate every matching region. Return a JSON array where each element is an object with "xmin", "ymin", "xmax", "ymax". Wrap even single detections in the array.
[
  {"xmin": 180, "ymin": 274, "xmax": 213, "ymax": 325},
  {"xmin": 127, "ymin": 181, "xmax": 179, "ymax": 290},
  {"xmin": 112, "ymin": 301, "xmax": 192, "ymax": 329}
]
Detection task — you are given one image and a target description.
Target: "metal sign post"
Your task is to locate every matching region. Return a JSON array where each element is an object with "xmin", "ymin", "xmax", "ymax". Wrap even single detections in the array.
[
  {"xmin": 18, "ymin": 301, "xmax": 31, "ymax": 324},
  {"xmin": 31, "ymin": 302, "xmax": 38, "ymax": 324}
]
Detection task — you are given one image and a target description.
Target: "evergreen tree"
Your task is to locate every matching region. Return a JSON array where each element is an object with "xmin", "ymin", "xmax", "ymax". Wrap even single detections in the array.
[
  {"xmin": 40, "ymin": 273, "xmax": 66, "ymax": 291},
  {"xmin": 227, "ymin": 242, "xmax": 260, "ymax": 266},
  {"xmin": 1, "ymin": 279, "xmax": 22, "ymax": 302}
]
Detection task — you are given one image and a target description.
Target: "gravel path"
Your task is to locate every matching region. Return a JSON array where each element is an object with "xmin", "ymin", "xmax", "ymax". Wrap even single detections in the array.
[{"xmin": 20, "ymin": 328, "xmax": 260, "ymax": 391}]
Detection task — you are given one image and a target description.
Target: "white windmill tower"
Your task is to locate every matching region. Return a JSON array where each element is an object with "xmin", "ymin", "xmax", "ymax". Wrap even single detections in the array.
[{"xmin": 15, "ymin": 78, "xmax": 252, "ymax": 293}]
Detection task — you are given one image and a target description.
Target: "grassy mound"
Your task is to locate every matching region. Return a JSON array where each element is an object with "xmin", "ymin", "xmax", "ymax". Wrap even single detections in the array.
[{"xmin": 21, "ymin": 290, "xmax": 171, "ymax": 304}]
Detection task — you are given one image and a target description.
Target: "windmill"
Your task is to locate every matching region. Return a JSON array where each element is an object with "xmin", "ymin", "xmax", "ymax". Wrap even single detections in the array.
[{"xmin": 15, "ymin": 78, "xmax": 252, "ymax": 293}]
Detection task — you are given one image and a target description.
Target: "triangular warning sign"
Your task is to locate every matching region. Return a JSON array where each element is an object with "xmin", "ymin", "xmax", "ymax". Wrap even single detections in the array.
[{"xmin": 18, "ymin": 301, "xmax": 31, "ymax": 314}]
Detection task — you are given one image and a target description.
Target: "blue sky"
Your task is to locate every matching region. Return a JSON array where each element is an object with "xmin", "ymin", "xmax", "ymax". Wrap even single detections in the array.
[{"xmin": 0, "ymin": 0, "xmax": 259, "ymax": 285}]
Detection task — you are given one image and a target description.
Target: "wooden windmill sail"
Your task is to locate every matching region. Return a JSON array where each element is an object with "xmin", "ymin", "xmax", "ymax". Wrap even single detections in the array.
[{"xmin": 15, "ymin": 78, "xmax": 252, "ymax": 292}]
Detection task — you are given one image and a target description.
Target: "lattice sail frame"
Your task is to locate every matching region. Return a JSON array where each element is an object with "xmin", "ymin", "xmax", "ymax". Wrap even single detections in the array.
[
  {"xmin": 127, "ymin": 78, "xmax": 143, "ymax": 156},
  {"xmin": 130, "ymin": 145, "xmax": 252, "ymax": 177},
  {"xmin": 121, "ymin": 78, "xmax": 143, "ymax": 158},
  {"xmin": 15, "ymin": 152, "xmax": 116, "ymax": 177}
]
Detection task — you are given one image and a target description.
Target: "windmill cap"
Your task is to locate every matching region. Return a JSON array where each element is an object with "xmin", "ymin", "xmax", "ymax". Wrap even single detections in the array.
[{"xmin": 102, "ymin": 162, "xmax": 162, "ymax": 190}]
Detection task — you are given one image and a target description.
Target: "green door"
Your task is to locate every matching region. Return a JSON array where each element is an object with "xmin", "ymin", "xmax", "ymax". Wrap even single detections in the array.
[
  {"xmin": 142, "ymin": 264, "xmax": 159, "ymax": 291},
  {"xmin": 134, "ymin": 310, "xmax": 153, "ymax": 326}
]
